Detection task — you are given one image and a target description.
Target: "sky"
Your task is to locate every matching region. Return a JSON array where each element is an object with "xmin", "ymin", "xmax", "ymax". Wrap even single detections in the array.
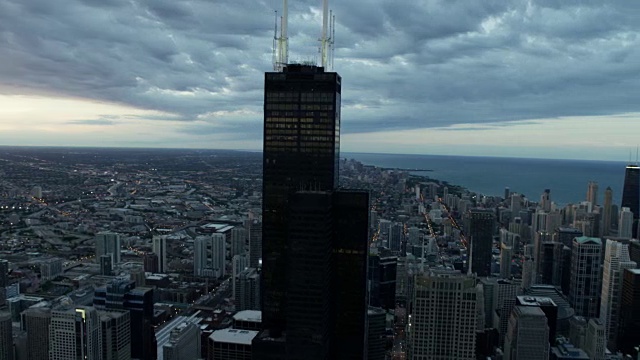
[{"xmin": 1, "ymin": 0, "xmax": 640, "ymax": 161}]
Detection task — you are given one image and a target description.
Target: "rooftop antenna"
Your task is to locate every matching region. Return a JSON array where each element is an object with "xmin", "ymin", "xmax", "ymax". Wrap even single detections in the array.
[
  {"xmin": 273, "ymin": 0, "xmax": 289, "ymax": 71},
  {"xmin": 319, "ymin": 0, "xmax": 330, "ymax": 69}
]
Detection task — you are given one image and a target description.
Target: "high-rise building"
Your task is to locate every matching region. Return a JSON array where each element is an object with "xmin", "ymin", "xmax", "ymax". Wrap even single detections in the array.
[
  {"xmin": 619, "ymin": 207, "xmax": 634, "ymax": 239},
  {"xmin": 234, "ymin": 267, "xmax": 260, "ymax": 311},
  {"xmin": 516, "ymin": 296, "xmax": 558, "ymax": 344},
  {"xmin": 367, "ymin": 307, "xmax": 386, "ymax": 360},
  {"xmin": 162, "ymin": 321, "xmax": 201, "ymax": 360},
  {"xmin": 249, "ymin": 220, "xmax": 262, "ymax": 269},
  {"xmin": 231, "ymin": 227, "xmax": 247, "ymax": 258},
  {"xmin": 618, "ymin": 268, "xmax": 640, "ymax": 355},
  {"xmin": 94, "ymin": 280, "xmax": 156, "ymax": 360},
  {"xmin": 261, "ymin": 64, "xmax": 341, "ymax": 336},
  {"xmin": 466, "ymin": 208, "xmax": 496, "ymax": 277},
  {"xmin": 587, "ymin": 181, "xmax": 598, "ymax": 205},
  {"xmin": 194, "ymin": 234, "xmax": 226, "ymax": 278},
  {"xmin": 599, "ymin": 239, "xmax": 636, "ymax": 351},
  {"xmin": 621, "ymin": 164, "xmax": 640, "ymax": 238},
  {"xmin": 603, "ymin": 187, "xmax": 613, "ymax": 236},
  {"xmin": 152, "ymin": 235, "xmax": 168, "ymax": 273},
  {"xmin": 21, "ymin": 306, "xmax": 51, "ymax": 360},
  {"xmin": 500, "ymin": 242, "xmax": 513, "ymax": 279},
  {"xmin": 569, "ymin": 236, "xmax": 602, "ymax": 318},
  {"xmin": 0, "ymin": 311, "xmax": 12, "ymax": 360},
  {"xmin": 389, "ymin": 222, "xmax": 404, "ymax": 252},
  {"xmin": 0, "ymin": 259, "xmax": 8, "ymax": 287},
  {"xmin": 209, "ymin": 328, "xmax": 258, "ymax": 360},
  {"xmin": 143, "ymin": 252, "xmax": 159, "ymax": 273},
  {"xmin": 553, "ymin": 227, "xmax": 583, "ymax": 249},
  {"xmin": 584, "ymin": 319, "xmax": 605, "ymax": 360},
  {"xmin": 630, "ymin": 239, "xmax": 640, "ymax": 265},
  {"xmin": 50, "ymin": 304, "xmax": 102, "ymax": 360},
  {"xmin": 95, "ymin": 232, "xmax": 121, "ymax": 265},
  {"xmin": 503, "ymin": 306, "xmax": 550, "ymax": 360},
  {"xmin": 100, "ymin": 254, "xmax": 113, "ymax": 276},
  {"xmin": 538, "ymin": 242, "xmax": 564, "ymax": 286},
  {"xmin": 408, "ymin": 270, "xmax": 480, "ymax": 360},
  {"xmin": 368, "ymin": 253, "xmax": 397, "ymax": 310},
  {"xmin": 495, "ymin": 279, "xmax": 521, "ymax": 346},
  {"xmin": 541, "ymin": 189, "xmax": 552, "ymax": 212},
  {"xmin": 232, "ymin": 254, "xmax": 249, "ymax": 301},
  {"xmin": 98, "ymin": 309, "xmax": 131, "ymax": 360}
]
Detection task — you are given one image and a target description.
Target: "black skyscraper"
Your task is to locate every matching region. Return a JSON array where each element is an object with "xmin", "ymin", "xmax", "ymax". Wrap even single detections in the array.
[
  {"xmin": 262, "ymin": 64, "xmax": 341, "ymax": 335},
  {"xmin": 621, "ymin": 164, "xmax": 640, "ymax": 237},
  {"xmin": 466, "ymin": 208, "xmax": 496, "ymax": 277},
  {"xmin": 618, "ymin": 268, "xmax": 640, "ymax": 355}
]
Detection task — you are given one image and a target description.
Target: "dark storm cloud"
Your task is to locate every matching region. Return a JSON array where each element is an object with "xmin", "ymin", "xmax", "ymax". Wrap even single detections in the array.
[{"xmin": 1, "ymin": 0, "xmax": 640, "ymax": 137}]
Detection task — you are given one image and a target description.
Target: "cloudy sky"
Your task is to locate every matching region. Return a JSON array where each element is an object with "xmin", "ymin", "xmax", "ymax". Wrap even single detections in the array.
[{"xmin": 1, "ymin": 0, "xmax": 639, "ymax": 160}]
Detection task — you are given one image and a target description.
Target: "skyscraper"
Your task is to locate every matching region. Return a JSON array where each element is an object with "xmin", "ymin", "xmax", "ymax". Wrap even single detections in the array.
[
  {"xmin": 95, "ymin": 232, "xmax": 121, "ymax": 265},
  {"xmin": 194, "ymin": 234, "xmax": 226, "ymax": 278},
  {"xmin": 569, "ymin": 236, "xmax": 603, "ymax": 318},
  {"xmin": 503, "ymin": 306, "xmax": 550, "ymax": 360},
  {"xmin": 619, "ymin": 207, "xmax": 634, "ymax": 239},
  {"xmin": 602, "ymin": 186, "xmax": 613, "ymax": 236},
  {"xmin": 162, "ymin": 321, "xmax": 201, "ymax": 360},
  {"xmin": 249, "ymin": 220, "xmax": 262, "ymax": 269},
  {"xmin": 466, "ymin": 208, "xmax": 496, "ymax": 277},
  {"xmin": 152, "ymin": 235, "xmax": 168, "ymax": 273},
  {"xmin": 584, "ymin": 319, "xmax": 605, "ymax": 360},
  {"xmin": 586, "ymin": 181, "xmax": 598, "ymax": 205},
  {"xmin": 261, "ymin": 64, "xmax": 341, "ymax": 336},
  {"xmin": 621, "ymin": 164, "xmax": 640, "ymax": 238},
  {"xmin": 0, "ymin": 311, "xmax": 12, "ymax": 360},
  {"xmin": 618, "ymin": 268, "xmax": 640, "ymax": 355},
  {"xmin": 94, "ymin": 280, "xmax": 156, "ymax": 360},
  {"xmin": 98, "ymin": 309, "xmax": 131, "ymax": 360},
  {"xmin": 22, "ymin": 307, "xmax": 51, "ymax": 360},
  {"xmin": 50, "ymin": 304, "xmax": 102, "ymax": 360},
  {"xmin": 409, "ymin": 270, "xmax": 480, "ymax": 360},
  {"xmin": 599, "ymin": 239, "xmax": 636, "ymax": 351}
]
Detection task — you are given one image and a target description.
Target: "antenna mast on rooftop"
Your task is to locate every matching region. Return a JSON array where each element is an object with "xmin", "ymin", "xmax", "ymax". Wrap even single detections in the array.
[
  {"xmin": 273, "ymin": 0, "xmax": 289, "ymax": 71},
  {"xmin": 319, "ymin": 0, "xmax": 334, "ymax": 70}
]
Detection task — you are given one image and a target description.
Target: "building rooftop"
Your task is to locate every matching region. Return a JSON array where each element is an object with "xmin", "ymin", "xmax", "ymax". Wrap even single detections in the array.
[
  {"xmin": 627, "ymin": 268, "xmax": 640, "ymax": 275},
  {"xmin": 210, "ymin": 328, "xmax": 258, "ymax": 345},
  {"xmin": 517, "ymin": 295, "xmax": 557, "ymax": 308},
  {"xmin": 233, "ymin": 310, "xmax": 261, "ymax": 323},
  {"xmin": 574, "ymin": 236, "xmax": 601, "ymax": 245}
]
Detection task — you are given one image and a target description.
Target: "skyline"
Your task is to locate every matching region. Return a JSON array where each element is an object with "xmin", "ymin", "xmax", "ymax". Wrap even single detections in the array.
[{"xmin": 2, "ymin": 0, "xmax": 640, "ymax": 160}]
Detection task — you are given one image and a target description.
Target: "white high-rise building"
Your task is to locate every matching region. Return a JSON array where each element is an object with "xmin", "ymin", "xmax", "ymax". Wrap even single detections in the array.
[
  {"xmin": 152, "ymin": 235, "xmax": 168, "ymax": 273},
  {"xmin": 50, "ymin": 304, "xmax": 102, "ymax": 360},
  {"xmin": 408, "ymin": 270, "xmax": 479, "ymax": 360},
  {"xmin": 599, "ymin": 239, "xmax": 636, "ymax": 351},
  {"xmin": 503, "ymin": 306, "xmax": 549, "ymax": 360},
  {"xmin": 194, "ymin": 234, "xmax": 226, "ymax": 278},
  {"xmin": 619, "ymin": 207, "xmax": 634, "ymax": 239},
  {"xmin": 232, "ymin": 254, "xmax": 249, "ymax": 299},
  {"xmin": 587, "ymin": 181, "xmax": 599, "ymax": 206},
  {"xmin": 231, "ymin": 227, "xmax": 247, "ymax": 258},
  {"xmin": 95, "ymin": 232, "xmax": 121, "ymax": 264},
  {"xmin": 569, "ymin": 236, "xmax": 603, "ymax": 318}
]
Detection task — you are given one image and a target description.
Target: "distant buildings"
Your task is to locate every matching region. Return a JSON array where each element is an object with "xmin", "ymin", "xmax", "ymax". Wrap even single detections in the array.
[
  {"xmin": 466, "ymin": 208, "xmax": 496, "ymax": 277},
  {"xmin": 152, "ymin": 235, "xmax": 168, "ymax": 273},
  {"xmin": 194, "ymin": 234, "xmax": 226, "ymax": 278},
  {"xmin": 95, "ymin": 232, "xmax": 121, "ymax": 265}
]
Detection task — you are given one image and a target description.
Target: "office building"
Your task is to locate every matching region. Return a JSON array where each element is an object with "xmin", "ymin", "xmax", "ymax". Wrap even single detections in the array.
[
  {"xmin": 0, "ymin": 311, "xmax": 12, "ymax": 360},
  {"xmin": 367, "ymin": 307, "xmax": 386, "ymax": 360},
  {"xmin": 587, "ymin": 181, "xmax": 598, "ymax": 205},
  {"xmin": 504, "ymin": 306, "xmax": 550, "ymax": 360},
  {"xmin": 233, "ymin": 310, "xmax": 262, "ymax": 331},
  {"xmin": 619, "ymin": 207, "xmax": 634, "ymax": 239},
  {"xmin": 500, "ymin": 242, "xmax": 513, "ymax": 279},
  {"xmin": 0, "ymin": 259, "xmax": 8, "ymax": 287},
  {"xmin": 466, "ymin": 208, "xmax": 496, "ymax": 277},
  {"xmin": 409, "ymin": 270, "xmax": 479, "ymax": 359},
  {"xmin": 99, "ymin": 309, "xmax": 131, "ymax": 360},
  {"xmin": 538, "ymin": 242, "xmax": 564, "ymax": 286},
  {"xmin": 599, "ymin": 239, "xmax": 636, "ymax": 351},
  {"xmin": 495, "ymin": 279, "xmax": 520, "ymax": 346},
  {"xmin": 94, "ymin": 280, "xmax": 156, "ymax": 360},
  {"xmin": 368, "ymin": 253, "xmax": 397, "ymax": 310},
  {"xmin": 630, "ymin": 239, "xmax": 640, "ymax": 265},
  {"xmin": 584, "ymin": 319, "xmax": 605, "ymax": 360},
  {"xmin": 248, "ymin": 220, "xmax": 262, "ymax": 269},
  {"xmin": 209, "ymin": 328, "xmax": 257, "ymax": 360},
  {"xmin": 152, "ymin": 235, "xmax": 168, "ymax": 273},
  {"xmin": 618, "ymin": 268, "xmax": 640, "ymax": 355},
  {"xmin": 22, "ymin": 306, "xmax": 51, "ymax": 360},
  {"xmin": 261, "ymin": 63, "xmax": 341, "ymax": 336},
  {"xmin": 603, "ymin": 187, "xmax": 613, "ymax": 236},
  {"xmin": 95, "ymin": 232, "xmax": 121, "ymax": 264},
  {"xmin": 516, "ymin": 296, "xmax": 558, "ymax": 344},
  {"xmin": 569, "ymin": 236, "xmax": 602, "ymax": 318},
  {"xmin": 550, "ymin": 338, "xmax": 589, "ymax": 360},
  {"xmin": 553, "ymin": 227, "xmax": 583, "ymax": 249},
  {"xmin": 100, "ymin": 254, "xmax": 113, "ymax": 276},
  {"xmin": 162, "ymin": 321, "xmax": 201, "ymax": 360},
  {"xmin": 143, "ymin": 252, "xmax": 159, "ymax": 273},
  {"xmin": 194, "ymin": 234, "xmax": 226, "ymax": 278},
  {"xmin": 389, "ymin": 222, "xmax": 404, "ymax": 252},
  {"xmin": 50, "ymin": 304, "xmax": 101, "ymax": 360},
  {"xmin": 234, "ymin": 267, "xmax": 260, "ymax": 311},
  {"xmin": 621, "ymin": 164, "xmax": 640, "ymax": 238},
  {"xmin": 231, "ymin": 227, "xmax": 247, "ymax": 258}
]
